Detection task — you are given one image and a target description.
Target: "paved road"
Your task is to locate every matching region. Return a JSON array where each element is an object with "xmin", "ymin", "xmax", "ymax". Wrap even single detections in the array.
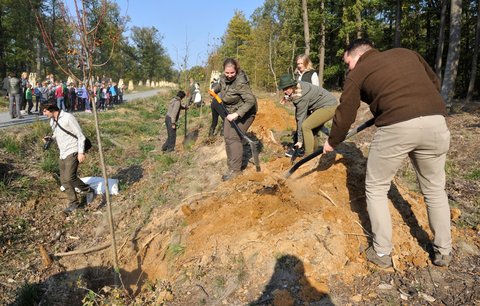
[{"xmin": 0, "ymin": 89, "xmax": 164, "ymax": 129}]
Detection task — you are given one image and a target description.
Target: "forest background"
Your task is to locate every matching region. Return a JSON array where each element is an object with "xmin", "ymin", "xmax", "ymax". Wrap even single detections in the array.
[{"xmin": 0, "ymin": 0, "xmax": 479, "ymax": 103}]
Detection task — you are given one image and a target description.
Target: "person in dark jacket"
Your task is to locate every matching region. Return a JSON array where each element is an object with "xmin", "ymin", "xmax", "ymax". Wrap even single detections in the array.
[
  {"xmin": 6, "ymin": 72, "xmax": 23, "ymax": 119},
  {"xmin": 212, "ymin": 58, "xmax": 257, "ymax": 181},
  {"xmin": 279, "ymin": 74, "xmax": 337, "ymax": 156},
  {"xmin": 323, "ymin": 38, "xmax": 451, "ymax": 268},
  {"xmin": 162, "ymin": 91, "xmax": 187, "ymax": 152}
]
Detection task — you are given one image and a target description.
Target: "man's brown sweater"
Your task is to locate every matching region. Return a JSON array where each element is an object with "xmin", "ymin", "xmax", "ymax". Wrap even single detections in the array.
[{"xmin": 329, "ymin": 48, "xmax": 447, "ymax": 147}]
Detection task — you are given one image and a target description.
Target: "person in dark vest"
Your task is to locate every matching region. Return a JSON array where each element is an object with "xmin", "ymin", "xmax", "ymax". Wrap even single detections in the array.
[{"xmin": 295, "ymin": 54, "xmax": 319, "ymax": 86}]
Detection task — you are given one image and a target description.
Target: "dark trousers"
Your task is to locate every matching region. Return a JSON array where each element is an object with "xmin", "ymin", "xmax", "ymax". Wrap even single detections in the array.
[
  {"xmin": 35, "ymin": 96, "xmax": 40, "ymax": 112},
  {"xmin": 162, "ymin": 116, "xmax": 176, "ymax": 151},
  {"xmin": 210, "ymin": 101, "xmax": 223, "ymax": 135},
  {"xmin": 223, "ymin": 114, "xmax": 255, "ymax": 171},
  {"xmin": 59, "ymin": 153, "xmax": 90, "ymax": 206}
]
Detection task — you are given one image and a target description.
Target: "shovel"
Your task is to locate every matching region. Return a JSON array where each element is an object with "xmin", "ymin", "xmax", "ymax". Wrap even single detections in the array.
[
  {"xmin": 284, "ymin": 118, "xmax": 375, "ymax": 178},
  {"xmin": 208, "ymin": 89, "xmax": 261, "ymax": 172},
  {"xmin": 182, "ymin": 105, "xmax": 197, "ymax": 147}
]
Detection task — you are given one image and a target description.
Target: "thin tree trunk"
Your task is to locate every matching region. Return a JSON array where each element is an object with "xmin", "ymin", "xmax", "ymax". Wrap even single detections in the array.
[
  {"xmin": 355, "ymin": 0, "xmax": 362, "ymax": 38},
  {"xmin": 441, "ymin": 0, "xmax": 462, "ymax": 105},
  {"xmin": 435, "ymin": 0, "xmax": 448, "ymax": 79},
  {"xmin": 466, "ymin": 1, "xmax": 480, "ymax": 102},
  {"xmin": 394, "ymin": 0, "xmax": 402, "ymax": 47},
  {"xmin": 268, "ymin": 33, "xmax": 278, "ymax": 93},
  {"xmin": 290, "ymin": 40, "xmax": 296, "ymax": 75},
  {"xmin": 318, "ymin": 0, "xmax": 325, "ymax": 86},
  {"xmin": 36, "ymin": 38, "xmax": 42, "ymax": 77},
  {"xmin": 302, "ymin": 0, "xmax": 310, "ymax": 55}
]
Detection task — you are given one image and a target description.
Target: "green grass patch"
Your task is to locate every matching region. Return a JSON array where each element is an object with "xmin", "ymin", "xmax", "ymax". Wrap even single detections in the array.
[
  {"xmin": 168, "ymin": 243, "xmax": 185, "ymax": 257},
  {"xmin": 0, "ymin": 135, "xmax": 22, "ymax": 155},
  {"xmin": 464, "ymin": 169, "xmax": 480, "ymax": 181}
]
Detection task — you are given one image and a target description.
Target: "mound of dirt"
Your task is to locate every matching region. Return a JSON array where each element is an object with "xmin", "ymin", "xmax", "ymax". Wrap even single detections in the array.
[{"xmin": 113, "ymin": 97, "xmax": 472, "ymax": 304}]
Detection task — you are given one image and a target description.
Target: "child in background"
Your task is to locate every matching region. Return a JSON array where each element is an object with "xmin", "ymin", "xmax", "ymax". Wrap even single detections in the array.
[{"xmin": 25, "ymin": 83, "xmax": 33, "ymax": 114}]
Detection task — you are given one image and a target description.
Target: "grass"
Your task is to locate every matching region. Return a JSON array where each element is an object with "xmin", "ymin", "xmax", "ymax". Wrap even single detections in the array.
[
  {"xmin": 168, "ymin": 243, "xmax": 186, "ymax": 257},
  {"xmin": 464, "ymin": 168, "xmax": 480, "ymax": 180},
  {"xmin": 0, "ymin": 135, "xmax": 22, "ymax": 155}
]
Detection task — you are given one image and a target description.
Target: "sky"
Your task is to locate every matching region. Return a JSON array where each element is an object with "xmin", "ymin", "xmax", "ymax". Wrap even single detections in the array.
[{"xmin": 113, "ymin": 0, "xmax": 265, "ymax": 69}]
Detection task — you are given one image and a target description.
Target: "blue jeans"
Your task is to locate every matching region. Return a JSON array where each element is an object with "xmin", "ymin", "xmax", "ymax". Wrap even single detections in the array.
[{"xmin": 57, "ymin": 97, "xmax": 66, "ymax": 111}]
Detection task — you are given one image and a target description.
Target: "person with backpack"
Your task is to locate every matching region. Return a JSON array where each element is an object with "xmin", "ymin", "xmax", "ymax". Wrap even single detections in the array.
[{"xmin": 42, "ymin": 103, "xmax": 94, "ymax": 214}]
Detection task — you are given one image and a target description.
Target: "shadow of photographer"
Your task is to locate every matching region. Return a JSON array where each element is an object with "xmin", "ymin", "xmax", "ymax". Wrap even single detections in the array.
[{"xmin": 250, "ymin": 254, "xmax": 333, "ymax": 305}]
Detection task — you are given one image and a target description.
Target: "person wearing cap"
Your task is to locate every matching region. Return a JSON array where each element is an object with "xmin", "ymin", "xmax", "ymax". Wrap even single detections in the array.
[
  {"xmin": 278, "ymin": 74, "xmax": 337, "ymax": 156},
  {"xmin": 162, "ymin": 90, "xmax": 187, "ymax": 152},
  {"xmin": 323, "ymin": 38, "xmax": 451, "ymax": 268}
]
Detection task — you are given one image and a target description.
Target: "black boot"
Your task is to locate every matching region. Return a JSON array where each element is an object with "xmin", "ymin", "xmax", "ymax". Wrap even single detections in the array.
[{"xmin": 208, "ymin": 127, "xmax": 215, "ymax": 137}]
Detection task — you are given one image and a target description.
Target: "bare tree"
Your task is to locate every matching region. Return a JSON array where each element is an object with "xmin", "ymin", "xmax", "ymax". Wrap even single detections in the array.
[
  {"xmin": 466, "ymin": 1, "xmax": 480, "ymax": 102},
  {"xmin": 30, "ymin": 0, "xmax": 124, "ymax": 282},
  {"xmin": 301, "ymin": 0, "xmax": 310, "ymax": 55},
  {"xmin": 441, "ymin": 0, "xmax": 462, "ymax": 105},
  {"xmin": 435, "ymin": 0, "xmax": 448, "ymax": 79},
  {"xmin": 269, "ymin": 32, "xmax": 278, "ymax": 93}
]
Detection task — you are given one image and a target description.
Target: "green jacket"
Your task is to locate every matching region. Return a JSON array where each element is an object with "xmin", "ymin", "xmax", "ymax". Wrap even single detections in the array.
[
  {"xmin": 215, "ymin": 70, "xmax": 257, "ymax": 118},
  {"xmin": 291, "ymin": 81, "xmax": 338, "ymax": 143}
]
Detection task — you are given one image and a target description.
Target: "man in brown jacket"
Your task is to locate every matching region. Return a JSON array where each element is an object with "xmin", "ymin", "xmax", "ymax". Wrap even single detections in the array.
[{"xmin": 323, "ymin": 39, "xmax": 451, "ymax": 268}]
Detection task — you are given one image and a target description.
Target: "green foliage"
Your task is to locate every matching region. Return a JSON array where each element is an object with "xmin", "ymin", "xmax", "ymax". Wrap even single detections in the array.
[
  {"xmin": 0, "ymin": 136, "xmax": 22, "ymax": 155},
  {"xmin": 168, "ymin": 243, "xmax": 185, "ymax": 256},
  {"xmin": 40, "ymin": 149, "xmax": 59, "ymax": 174}
]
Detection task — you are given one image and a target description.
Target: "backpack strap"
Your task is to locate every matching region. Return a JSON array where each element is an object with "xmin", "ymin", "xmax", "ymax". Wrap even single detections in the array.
[{"xmin": 54, "ymin": 110, "xmax": 78, "ymax": 139}]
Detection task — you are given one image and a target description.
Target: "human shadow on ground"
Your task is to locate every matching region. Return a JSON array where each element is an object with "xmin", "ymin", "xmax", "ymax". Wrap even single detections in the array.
[
  {"xmin": 249, "ymin": 254, "xmax": 333, "ymax": 305},
  {"xmin": 9, "ymin": 265, "xmax": 148, "ymax": 306}
]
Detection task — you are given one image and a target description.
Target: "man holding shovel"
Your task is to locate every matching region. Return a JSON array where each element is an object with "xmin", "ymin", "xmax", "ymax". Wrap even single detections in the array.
[
  {"xmin": 162, "ymin": 90, "xmax": 187, "ymax": 152},
  {"xmin": 323, "ymin": 39, "xmax": 451, "ymax": 268}
]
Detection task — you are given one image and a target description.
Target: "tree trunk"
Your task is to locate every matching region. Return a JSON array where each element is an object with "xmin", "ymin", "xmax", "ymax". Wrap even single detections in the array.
[
  {"xmin": 466, "ymin": 1, "xmax": 480, "ymax": 102},
  {"xmin": 318, "ymin": 0, "xmax": 325, "ymax": 86},
  {"xmin": 441, "ymin": 0, "xmax": 462, "ymax": 105},
  {"xmin": 435, "ymin": 0, "xmax": 448, "ymax": 79},
  {"xmin": 302, "ymin": 0, "xmax": 310, "ymax": 55},
  {"xmin": 355, "ymin": 0, "xmax": 362, "ymax": 38},
  {"xmin": 394, "ymin": 0, "xmax": 402, "ymax": 47},
  {"xmin": 269, "ymin": 33, "xmax": 278, "ymax": 93}
]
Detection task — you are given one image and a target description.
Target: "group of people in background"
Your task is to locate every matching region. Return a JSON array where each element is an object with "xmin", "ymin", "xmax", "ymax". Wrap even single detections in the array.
[
  {"xmin": 2, "ymin": 72, "xmax": 126, "ymax": 119},
  {"xmin": 162, "ymin": 38, "xmax": 452, "ymax": 270}
]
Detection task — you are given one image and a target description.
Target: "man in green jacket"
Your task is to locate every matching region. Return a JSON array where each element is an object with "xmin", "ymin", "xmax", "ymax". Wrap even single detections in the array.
[{"xmin": 324, "ymin": 38, "xmax": 451, "ymax": 268}]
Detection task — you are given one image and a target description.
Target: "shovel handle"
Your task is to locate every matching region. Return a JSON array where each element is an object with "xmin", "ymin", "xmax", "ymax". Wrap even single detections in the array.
[{"xmin": 284, "ymin": 118, "xmax": 375, "ymax": 178}]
